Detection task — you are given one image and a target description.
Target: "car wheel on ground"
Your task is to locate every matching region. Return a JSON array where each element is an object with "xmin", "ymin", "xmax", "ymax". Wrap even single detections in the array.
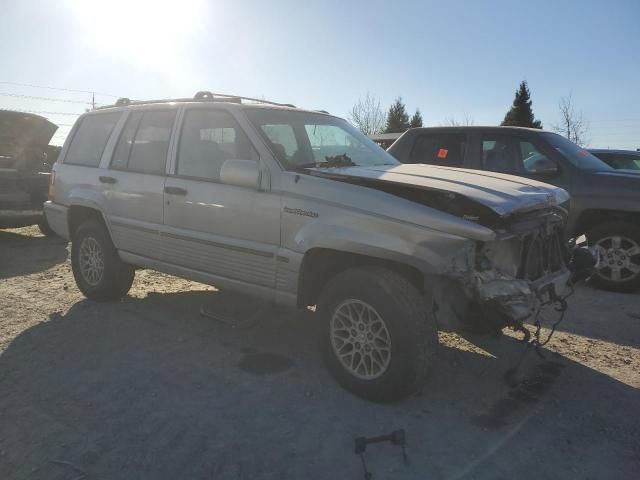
[
  {"xmin": 37, "ymin": 217, "xmax": 57, "ymax": 237},
  {"xmin": 318, "ymin": 266, "xmax": 437, "ymax": 402},
  {"xmin": 587, "ymin": 221, "xmax": 640, "ymax": 292},
  {"xmin": 71, "ymin": 219, "xmax": 135, "ymax": 301}
]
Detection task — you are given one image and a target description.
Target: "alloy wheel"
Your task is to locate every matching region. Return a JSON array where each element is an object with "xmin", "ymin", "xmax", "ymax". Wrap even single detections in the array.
[
  {"xmin": 594, "ymin": 235, "xmax": 640, "ymax": 282},
  {"xmin": 79, "ymin": 236, "xmax": 105, "ymax": 286},
  {"xmin": 330, "ymin": 299, "xmax": 392, "ymax": 380}
]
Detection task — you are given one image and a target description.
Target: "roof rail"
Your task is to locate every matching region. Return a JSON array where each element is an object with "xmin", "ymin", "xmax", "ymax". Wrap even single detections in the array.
[{"xmin": 97, "ymin": 91, "xmax": 296, "ymax": 110}]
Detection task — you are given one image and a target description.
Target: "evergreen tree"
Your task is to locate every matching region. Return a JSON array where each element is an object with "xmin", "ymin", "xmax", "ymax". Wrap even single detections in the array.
[
  {"xmin": 501, "ymin": 81, "xmax": 543, "ymax": 129},
  {"xmin": 409, "ymin": 109, "xmax": 423, "ymax": 128},
  {"xmin": 384, "ymin": 97, "xmax": 410, "ymax": 133}
]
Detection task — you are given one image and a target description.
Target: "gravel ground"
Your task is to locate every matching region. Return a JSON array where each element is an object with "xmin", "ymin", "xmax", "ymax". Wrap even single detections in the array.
[{"xmin": 1, "ymin": 226, "xmax": 639, "ymax": 480}]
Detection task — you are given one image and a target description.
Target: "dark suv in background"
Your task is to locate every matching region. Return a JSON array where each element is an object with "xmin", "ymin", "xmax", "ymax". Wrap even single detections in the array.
[
  {"xmin": 589, "ymin": 149, "xmax": 640, "ymax": 170},
  {"xmin": 388, "ymin": 127, "xmax": 640, "ymax": 292}
]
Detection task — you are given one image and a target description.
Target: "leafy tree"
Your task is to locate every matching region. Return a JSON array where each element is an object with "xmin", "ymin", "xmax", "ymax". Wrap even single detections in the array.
[
  {"xmin": 348, "ymin": 92, "xmax": 385, "ymax": 135},
  {"xmin": 501, "ymin": 81, "xmax": 542, "ymax": 129},
  {"xmin": 384, "ymin": 97, "xmax": 410, "ymax": 133},
  {"xmin": 409, "ymin": 109, "xmax": 423, "ymax": 128}
]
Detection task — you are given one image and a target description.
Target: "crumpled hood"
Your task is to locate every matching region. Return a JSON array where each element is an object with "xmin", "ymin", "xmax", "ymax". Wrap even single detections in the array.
[{"xmin": 309, "ymin": 163, "xmax": 569, "ymax": 217}]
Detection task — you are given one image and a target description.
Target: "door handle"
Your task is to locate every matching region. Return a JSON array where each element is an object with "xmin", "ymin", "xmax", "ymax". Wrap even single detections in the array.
[
  {"xmin": 164, "ymin": 186, "xmax": 188, "ymax": 196},
  {"xmin": 99, "ymin": 176, "xmax": 117, "ymax": 184}
]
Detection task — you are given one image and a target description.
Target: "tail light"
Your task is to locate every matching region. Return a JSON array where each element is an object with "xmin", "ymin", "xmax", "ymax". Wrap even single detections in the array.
[{"xmin": 48, "ymin": 170, "xmax": 56, "ymax": 201}]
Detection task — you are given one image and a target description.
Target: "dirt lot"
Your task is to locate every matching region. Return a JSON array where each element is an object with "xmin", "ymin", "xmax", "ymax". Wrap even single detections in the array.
[{"xmin": 1, "ymin": 226, "xmax": 639, "ymax": 480}]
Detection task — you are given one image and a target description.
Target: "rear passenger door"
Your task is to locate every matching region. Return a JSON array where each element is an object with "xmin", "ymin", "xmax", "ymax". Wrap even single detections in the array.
[
  {"xmin": 101, "ymin": 109, "xmax": 176, "ymax": 258},
  {"xmin": 407, "ymin": 133, "xmax": 468, "ymax": 168},
  {"xmin": 162, "ymin": 107, "xmax": 280, "ymax": 288}
]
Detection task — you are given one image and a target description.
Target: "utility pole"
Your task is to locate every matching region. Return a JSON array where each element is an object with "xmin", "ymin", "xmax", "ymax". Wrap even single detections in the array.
[{"xmin": 91, "ymin": 92, "xmax": 95, "ymax": 110}]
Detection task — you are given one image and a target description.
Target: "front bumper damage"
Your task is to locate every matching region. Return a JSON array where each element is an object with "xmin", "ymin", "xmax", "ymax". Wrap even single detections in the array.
[
  {"xmin": 457, "ymin": 207, "xmax": 596, "ymax": 339},
  {"xmin": 466, "ymin": 268, "xmax": 571, "ymax": 326}
]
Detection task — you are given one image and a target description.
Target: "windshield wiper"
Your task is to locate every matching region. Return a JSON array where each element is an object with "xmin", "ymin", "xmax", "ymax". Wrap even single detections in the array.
[
  {"xmin": 292, "ymin": 154, "xmax": 356, "ymax": 171},
  {"xmin": 321, "ymin": 154, "xmax": 355, "ymax": 168}
]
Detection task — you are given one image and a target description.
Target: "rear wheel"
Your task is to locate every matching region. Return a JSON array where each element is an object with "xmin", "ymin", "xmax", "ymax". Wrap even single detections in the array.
[
  {"xmin": 71, "ymin": 219, "xmax": 134, "ymax": 301},
  {"xmin": 318, "ymin": 267, "xmax": 437, "ymax": 402},
  {"xmin": 587, "ymin": 221, "xmax": 640, "ymax": 292}
]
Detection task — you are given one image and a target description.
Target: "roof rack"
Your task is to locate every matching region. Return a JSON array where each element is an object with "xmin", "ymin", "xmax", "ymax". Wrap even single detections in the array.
[{"xmin": 99, "ymin": 91, "xmax": 296, "ymax": 110}]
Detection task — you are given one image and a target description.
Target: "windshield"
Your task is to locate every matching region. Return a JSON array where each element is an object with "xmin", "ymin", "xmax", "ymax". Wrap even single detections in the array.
[
  {"xmin": 542, "ymin": 132, "xmax": 612, "ymax": 171},
  {"xmin": 245, "ymin": 109, "xmax": 399, "ymax": 169}
]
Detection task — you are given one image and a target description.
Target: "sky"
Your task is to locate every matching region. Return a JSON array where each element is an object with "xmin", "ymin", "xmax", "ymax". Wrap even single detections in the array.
[{"xmin": 0, "ymin": 0, "xmax": 638, "ymax": 148}]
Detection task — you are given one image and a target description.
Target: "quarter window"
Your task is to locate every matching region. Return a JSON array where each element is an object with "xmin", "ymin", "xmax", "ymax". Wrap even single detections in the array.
[
  {"xmin": 177, "ymin": 109, "xmax": 258, "ymax": 181},
  {"xmin": 65, "ymin": 113, "xmax": 120, "ymax": 167}
]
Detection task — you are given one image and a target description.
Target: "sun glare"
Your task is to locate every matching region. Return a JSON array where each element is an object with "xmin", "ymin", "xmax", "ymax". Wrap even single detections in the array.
[{"xmin": 66, "ymin": 0, "xmax": 204, "ymax": 68}]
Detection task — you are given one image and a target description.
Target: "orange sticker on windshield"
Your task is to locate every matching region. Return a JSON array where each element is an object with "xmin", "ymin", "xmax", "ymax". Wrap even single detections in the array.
[{"xmin": 437, "ymin": 148, "xmax": 449, "ymax": 159}]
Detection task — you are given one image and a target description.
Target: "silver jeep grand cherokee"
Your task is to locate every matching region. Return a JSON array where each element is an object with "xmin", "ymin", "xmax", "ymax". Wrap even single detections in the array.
[{"xmin": 45, "ymin": 92, "xmax": 572, "ymax": 401}]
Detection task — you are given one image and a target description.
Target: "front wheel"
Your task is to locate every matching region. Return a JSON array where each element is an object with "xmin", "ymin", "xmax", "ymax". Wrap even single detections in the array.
[
  {"xmin": 71, "ymin": 219, "xmax": 135, "ymax": 301},
  {"xmin": 587, "ymin": 221, "xmax": 640, "ymax": 292},
  {"xmin": 318, "ymin": 267, "xmax": 437, "ymax": 402}
]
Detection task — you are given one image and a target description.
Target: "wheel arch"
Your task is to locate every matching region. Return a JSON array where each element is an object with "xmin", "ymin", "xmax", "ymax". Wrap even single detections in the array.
[
  {"xmin": 296, "ymin": 247, "xmax": 425, "ymax": 308},
  {"xmin": 68, "ymin": 203, "xmax": 108, "ymax": 238},
  {"xmin": 574, "ymin": 209, "xmax": 640, "ymax": 237}
]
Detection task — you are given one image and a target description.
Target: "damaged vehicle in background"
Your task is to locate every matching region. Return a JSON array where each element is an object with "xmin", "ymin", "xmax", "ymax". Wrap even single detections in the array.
[
  {"xmin": 0, "ymin": 110, "xmax": 58, "ymax": 236},
  {"xmin": 45, "ymin": 93, "xmax": 591, "ymax": 402}
]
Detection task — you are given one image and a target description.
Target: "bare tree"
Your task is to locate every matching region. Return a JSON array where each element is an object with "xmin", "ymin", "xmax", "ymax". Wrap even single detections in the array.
[
  {"xmin": 552, "ymin": 93, "xmax": 589, "ymax": 146},
  {"xmin": 441, "ymin": 114, "xmax": 474, "ymax": 126},
  {"xmin": 348, "ymin": 92, "xmax": 385, "ymax": 135}
]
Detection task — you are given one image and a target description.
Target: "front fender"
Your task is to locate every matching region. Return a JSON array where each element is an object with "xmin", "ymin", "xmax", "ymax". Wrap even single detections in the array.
[{"xmin": 292, "ymin": 220, "xmax": 475, "ymax": 275}]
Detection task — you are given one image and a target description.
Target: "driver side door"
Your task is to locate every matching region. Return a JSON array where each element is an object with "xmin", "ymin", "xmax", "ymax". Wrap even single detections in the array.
[{"xmin": 162, "ymin": 107, "xmax": 281, "ymax": 289}]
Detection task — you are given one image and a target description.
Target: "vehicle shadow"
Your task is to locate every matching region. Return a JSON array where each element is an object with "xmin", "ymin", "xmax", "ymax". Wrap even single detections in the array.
[
  {"xmin": 0, "ymin": 228, "xmax": 68, "ymax": 279},
  {"xmin": 0, "ymin": 289, "xmax": 638, "ymax": 480}
]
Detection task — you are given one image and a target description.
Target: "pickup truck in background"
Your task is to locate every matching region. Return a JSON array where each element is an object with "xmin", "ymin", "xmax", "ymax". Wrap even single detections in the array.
[
  {"xmin": 387, "ymin": 126, "xmax": 640, "ymax": 292},
  {"xmin": 0, "ymin": 110, "xmax": 58, "ymax": 236}
]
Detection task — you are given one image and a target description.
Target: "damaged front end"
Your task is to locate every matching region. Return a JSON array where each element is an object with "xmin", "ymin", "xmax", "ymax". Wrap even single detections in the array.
[{"xmin": 463, "ymin": 207, "xmax": 592, "ymax": 340}]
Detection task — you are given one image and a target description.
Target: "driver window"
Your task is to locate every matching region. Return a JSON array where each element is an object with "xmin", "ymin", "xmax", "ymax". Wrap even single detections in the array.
[
  {"xmin": 178, "ymin": 109, "xmax": 258, "ymax": 181},
  {"xmin": 519, "ymin": 141, "xmax": 556, "ymax": 173},
  {"xmin": 482, "ymin": 136, "xmax": 520, "ymax": 173}
]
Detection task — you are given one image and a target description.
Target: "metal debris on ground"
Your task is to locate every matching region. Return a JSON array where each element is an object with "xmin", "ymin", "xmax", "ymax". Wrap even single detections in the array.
[{"xmin": 354, "ymin": 429, "xmax": 408, "ymax": 480}]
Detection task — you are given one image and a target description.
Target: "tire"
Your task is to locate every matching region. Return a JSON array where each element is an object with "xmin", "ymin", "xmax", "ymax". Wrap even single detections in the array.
[
  {"xmin": 586, "ymin": 221, "xmax": 640, "ymax": 292},
  {"xmin": 71, "ymin": 219, "xmax": 135, "ymax": 301},
  {"xmin": 318, "ymin": 266, "xmax": 437, "ymax": 402},
  {"xmin": 37, "ymin": 217, "xmax": 57, "ymax": 237}
]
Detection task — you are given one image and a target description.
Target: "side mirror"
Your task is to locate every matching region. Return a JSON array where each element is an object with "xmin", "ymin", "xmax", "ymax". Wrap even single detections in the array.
[{"xmin": 220, "ymin": 159, "xmax": 261, "ymax": 189}]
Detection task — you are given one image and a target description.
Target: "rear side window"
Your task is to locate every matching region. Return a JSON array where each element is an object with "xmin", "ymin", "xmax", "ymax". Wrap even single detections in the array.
[
  {"xmin": 177, "ymin": 109, "xmax": 258, "ymax": 181},
  {"xmin": 64, "ymin": 113, "xmax": 120, "ymax": 167},
  {"xmin": 110, "ymin": 110, "xmax": 175, "ymax": 175},
  {"xmin": 410, "ymin": 134, "xmax": 466, "ymax": 167}
]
